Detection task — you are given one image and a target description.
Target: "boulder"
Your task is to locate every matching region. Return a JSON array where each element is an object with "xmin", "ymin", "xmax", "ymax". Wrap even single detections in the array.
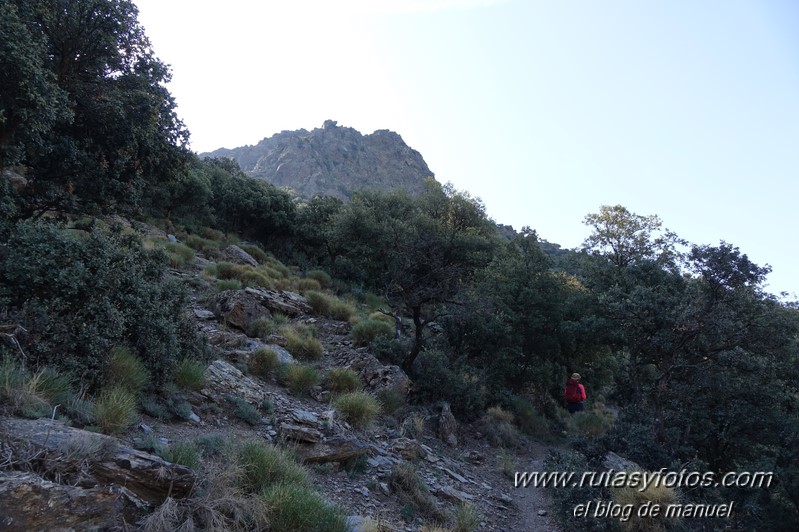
[
  {"xmin": 299, "ymin": 435, "xmax": 369, "ymax": 464},
  {"xmin": 208, "ymin": 289, "xmax": 272, "ymax": 331},
  {"xmin": 437, "ymin": 402, "xmax": 458, "ymax": 447},
  {"xmin": 243, "ymin": 287, "xmax": 311, "ymax": 317},
  {"xmin": 202, "ymin": 360, "xmax": 267, "ymax": 405},
  {"xmin": 1, "ymin": 419, "xmax": 196, "ymax": 505},
  {"xmin": 279, "ymin": 422, "xmax": 322, "ymax": 443},
  {"xmin": 204, "ymin": 245, "xmax": 259, "ymax": 267},
  {"xmin": 0, "ymin": 472, "xmax": 146, "ymax": 530},
  {"xmin": 1, "ymin": 169, "xmax": 27, "ymax": 192}
]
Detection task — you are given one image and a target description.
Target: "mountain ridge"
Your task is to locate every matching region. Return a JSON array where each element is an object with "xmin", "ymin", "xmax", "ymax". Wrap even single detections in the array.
[{"xmin": 201, "ymin": 120, "xmax": 434, "ymax": 200}]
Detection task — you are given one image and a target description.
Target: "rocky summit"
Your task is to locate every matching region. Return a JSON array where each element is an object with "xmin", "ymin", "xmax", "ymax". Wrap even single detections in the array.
[{"xmin": 201, "ymin": 120, "xmax": 434, "ymax": 200}]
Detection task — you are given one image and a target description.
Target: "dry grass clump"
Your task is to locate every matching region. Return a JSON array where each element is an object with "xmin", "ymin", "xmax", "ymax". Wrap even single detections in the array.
[
  {"xmin": 326, "ymin": 367, "xmax": 362, "ymax": 395},
  {"xmin": 481, "ymin": 406, "xmax": 522, "ymax": 448},
  {"xmin": 281, "ymin": 324, "xmax": 324, "ymax": 360},
  {"xmin": 351, "ymin": 319, "xmax": 394, "ymax": 347},
  {"xmin": 94, "ymin": 386, "xmax": 137, "ymax": 435},
  {"xmin": 261, "ymin": 482, "xmax": 348, "ymax": 532},
  {"xmin": 613, "ymin": 479, "xmax": 679, "ymax": 532},
  {"xmin": 452, "ymin": 502, "xmax": 482, "ymax": 532},
  {"xmin": 390, "ymin": 461, "xmax": 448, "ymax": 522},
  {"xmin": 236, "ymin": 441, "xmax": 309, "ymax": 493},
  {"xmin": 281, "ymin": 363, "xmax": 320, "ymax": 395},
  {"xmin": 333, "ymin": 392, "xmax": 381, "ymax": 428},
  {"xmin": 248, "ymin": 347, "xmax": 280, "ymax": 378},
  {"xmin": 246, "ymin": 316, "xmax": 275, "ymax": 339},
  {"xmin": 141, "ymin": 460, "xmax": 269, "ymax": 532},
  {"xmin": 305, "ymin": 269, "xmax": 332, "ymax": 288},
  {"xmin": 304, "ymin": 291, "xmax": 356, "ymax": 321},
  {"xmin": 175, "ymin": 358, "xmax": 207, "ymax": 391},
  {"xmin": 106, "ymin": 346, "xmax": 149, "ymax": 396},
  {"xmin": 568, "ymin": 407, "xmax": 615, "ymax": 438}
]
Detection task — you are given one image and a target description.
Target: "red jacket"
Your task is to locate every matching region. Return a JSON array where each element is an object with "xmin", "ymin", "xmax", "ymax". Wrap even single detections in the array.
[{"xmin": 564, "ymin": 379, "xmax": 586, "ymax": 403}]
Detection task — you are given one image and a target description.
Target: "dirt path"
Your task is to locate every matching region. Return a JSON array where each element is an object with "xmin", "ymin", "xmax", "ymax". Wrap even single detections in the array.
[{"xmin": 506, "ymin": 441, "xmax": 562, "ymax": 531}]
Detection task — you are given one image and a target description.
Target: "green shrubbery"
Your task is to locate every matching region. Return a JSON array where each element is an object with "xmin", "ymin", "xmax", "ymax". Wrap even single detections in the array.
[
  {"xmin": 351, "ymin": 319, "xmax": 394, "ymax": 346},
  {"xmin": 281, "ymin": 363, "xmax": 319, "ymax": 395},
  {"xmin": 248, "ymin": 347, "xmax": 281, "ymax": 378},
  {"xmin": 281, "ymin": 325, "xmax": 324, "ymax": 360},
  {"xmin": 304, "ymin": 291, "xmax": 356, "ymax": 321},
  {"xmin": 325, "ymin": 367, "xmax": 361, "ymax": 395},
  {"xmin": 0, "ymin": 222, "xmax": 208, "ymax": 392},
  {"xmin": 333, "ymin": 391, "xmax": 381, "ymax": 428}
]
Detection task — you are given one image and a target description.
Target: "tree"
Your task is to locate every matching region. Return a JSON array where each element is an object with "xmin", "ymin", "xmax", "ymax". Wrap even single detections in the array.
[
  {"xmin": 2, "ymin": 0, "xmax": 190, "ymax": 218},
  {"xmin": 582, "ymin": 204, "xmax": 683, "ymax": 270},
  {"xmin": 330, "ymin": 181, "xmax": 497, "ymax": 373}
]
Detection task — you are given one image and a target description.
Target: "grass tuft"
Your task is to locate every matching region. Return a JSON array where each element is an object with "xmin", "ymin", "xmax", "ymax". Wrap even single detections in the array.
[{"xmin": 333, "ymin": 392, "xmax": 381, "ymax": 428}]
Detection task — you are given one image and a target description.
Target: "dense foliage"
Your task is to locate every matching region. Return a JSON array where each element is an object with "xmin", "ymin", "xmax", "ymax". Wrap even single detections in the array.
[{"xmin": 2, "ymin": 2, "xmax": 798, "ymax": 528}]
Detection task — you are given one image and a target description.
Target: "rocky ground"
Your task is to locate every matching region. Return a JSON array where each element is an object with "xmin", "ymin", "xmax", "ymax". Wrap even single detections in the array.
[{"xmin": 0, "ymin": 238, "xmax": 564, "ymax": 531}]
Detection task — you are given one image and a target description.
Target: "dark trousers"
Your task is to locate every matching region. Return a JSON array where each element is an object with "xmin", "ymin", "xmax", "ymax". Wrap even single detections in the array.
[{"xmin": 567, "ymin": 401, "xmax": 584, "ymax": 414}]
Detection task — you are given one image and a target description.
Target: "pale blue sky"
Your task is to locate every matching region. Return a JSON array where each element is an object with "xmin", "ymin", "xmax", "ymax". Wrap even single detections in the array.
[{"xmin": 135, "ymin": 0, "xmax": 798, "ymax": 297}]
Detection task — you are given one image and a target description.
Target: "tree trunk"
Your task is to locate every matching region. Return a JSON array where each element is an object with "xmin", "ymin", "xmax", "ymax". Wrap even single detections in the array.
[{"xmin": 401, "ymin": 305, "xmax": 424, "ymax": 374}]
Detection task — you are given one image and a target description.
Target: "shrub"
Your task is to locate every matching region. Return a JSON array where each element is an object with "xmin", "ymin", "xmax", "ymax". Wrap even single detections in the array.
[
  {"xmin": 486, "ymin": 406, "xmax": 514, "ymax": 424},
  {"xmin": 497, "ymin": 448, "xmax": 516, "ymax": 479},
  {"xmin": 240, "ymin": 244, "xmax": 269, "ymax": 263},
  {"xmin": 569, "ymin": 408, "xmax": 614, "ymax": 439},
  {"xmin": 282, "ymin": 325, "xmax": 324, "ymax": 360},
  {"xmin": 413, "ymin": 349, "xmax": 486, "ymax": 420},
  {"xmin": 282, "ymin": 364, "xmax": 319, "ymax": 395},
  {"xmin": 239, "ymin": 269, "xmax": 272, "ymax": 288},
  {"xmin": 0, "ymin": 222, "xmax": 207, "ymax": 392},
  {"xmin": 326, "ymin": 368, "xmax": 361, "ymax": 395},
  {"xmin": 613, "ymin": 481, "xmax": 678, "ymax": 532},
  {"xmin": 304, "ymin": 291, "xmax": 355, "ymax": 321},
  {"xmin": 194, "ymin": 435, "xmax": 226, "ymax": 457},
  {"xmin": 377, "ymin": 388, "xmax": 406, "ymax": 417},
  {"xmin": 296, "ymin": 278, "xmax": 322, "ymax": 293},
  {"xmin": 166, "ymin": 441, "xmax": 201, "ymax": 470},
  {"xmin": 163, "ymin": 242, "xmax": 195, "ymax": 267},
  {"xmin": 510, "ymin": 396, "xmax": 553, "ymax": 441},
  {"xmin": 370, "ymin": 336, "xmax": 409, "ymax": 366},
  {"xmin": 237, "ymin": 441, "xmax": 309, "ymax": 494},
  {"xmin": 228, "ymin": 395, "xmax": 262, "ymax": 426},
  {"xmin": 390, "ymin": 462, "xmax": 447, "ymax": 522},
  {"xmin": 216, "ymin": 278, "xmax": 242, "ymax": 291},
  {"xmin": 198, "ymin": 226, "xmax": 227, "ymax": 242},
  {"xmin": 305, "ymin": 291, "xmax": 331, "ymax": 315},
  {"xmin": 106, "ymin": 346, "xmax": 150, "ymax": 396},
  {"xmin": 305, "ymin": 270, "xmax": 332, "ymax": 289},
  {"xmin": 248, "ymin": 347, "xmax": 280, "ymax": 378},
  {"xmin": 246, "ymin": 317, "xmax": 275, "ymax": 339},
  {"xmin": 175, "ymin": 358, "xmax": 207, "ymax": 391},
  {"xmin": 184, "ymin": 234, "xmax": 219, "ymax": 251},
  {"xmin": 215, "ymin": 261, "xmax": 244, "ymax": 280},
  {"xmin": 453, "ymin": 503, "xmax": 481, "ymax": 532},
  {"xmin": 94, "ymin": 386, "xmax": 137, "ymax": 435},
  {"xmin": 333, "ymin": 392, "xmax": 381, "ymax": 428},
  {"xmin": 261, "ymin": 482, "xmax": 348, "ymax": 532},
  {"xmin": 351, "ymin": 319, "xmax": 394, "ymax": 347}
]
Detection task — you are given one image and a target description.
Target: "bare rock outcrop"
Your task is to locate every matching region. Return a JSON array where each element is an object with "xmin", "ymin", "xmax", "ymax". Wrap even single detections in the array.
[
  {"xmin": 202, "ymin": 121, "xmax": 434, "ymax": 201},
  {"xmin": 1, "ymin": 418, "xmax": 196, "ymax": 505}
]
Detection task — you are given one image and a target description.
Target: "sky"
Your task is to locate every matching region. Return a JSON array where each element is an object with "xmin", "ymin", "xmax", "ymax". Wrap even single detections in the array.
[{"xmin": 134, "ymin": 0, "xmax": 799, "ymax": 298}]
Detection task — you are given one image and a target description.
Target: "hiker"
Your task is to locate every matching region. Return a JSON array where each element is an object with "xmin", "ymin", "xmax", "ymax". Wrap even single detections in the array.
[{"xmin": 564, "ymin": 372, "xmax": 586, "ymax": 414}]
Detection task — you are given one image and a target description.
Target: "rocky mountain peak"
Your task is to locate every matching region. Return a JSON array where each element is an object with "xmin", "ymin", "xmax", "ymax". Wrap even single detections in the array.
[{"xmin": 201, "ymin": 121, "xmax": 435, "ymax": 200}]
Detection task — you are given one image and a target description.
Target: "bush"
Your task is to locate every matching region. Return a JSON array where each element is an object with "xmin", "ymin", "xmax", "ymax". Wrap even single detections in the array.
[
  {"xmin": 163, "ymin": 242, "xmax": 195, "ymax": 267},
  {"xmin": 569, "ymin": 408, "xmax": 614, "ymax": 439},
  {"xmin": 248, "ymin": 348, "xmax": 280, "ymax": 378},
  {"xmin": 0, "ymin": 222, "xmax": 207, "ymax": 392},
  {"xmin": 282, "ymin": 325, "xmax": 324, "ymax": 360},
  {"xmin": 453, "ymin": 503, "xmax": 481, "ymax": 532},
  {"xmin": 216, "ymin": 278, "xmax": 242, "ymax": 291},
  {"xmin": 282, "ymin": 364, "xmax": 319, "ymax": 395},
  {"xmin": 304, "ymin": 291, "xmax": 355, "ymax": 321},
  {"xmin": 333, "ymin": 392, "xmax": 381, "ymax": 428},
  {"xmin": 262, "ymin": 482, "xmax": 348, "ymax": 532},
  {"xmin": 106, "ymin": 346, "xmax": 150, "ymax": 396},
  {"xmin": 296, "ymin": 278, "xmax": 322, "ymax": 293},
  {"xmin": 413, "ymin": 349, "xmax": 486, "ymax": 420},
  {"xmin": 240, "ymin": 244, "xmax": 269, "ymax": 263},
  {"xmin": 228, "ymin": 395, "xmax": 262, "ymax": 426},
  {"xmin": 94, "ymin": 386, "xmax": 137, "ymax": 435},
  {"xmin": 390, "ymin": 462, "xmax": 447, "ymax": 522},
  {"xmin": 175, "ymin": 358, "xmax": 207, "ymax": 391},
  {"xmin": 236, "ymin": 441, "xmax": 309, "ymax": 494},
  {"xmin": 351, "ymin": 319, "xmax": 394, "ymax": 347},
  {"xmin": 246, "ymin": 317, "xmax": 275, "ymax": 339},
  {"xmin": 305, "ymin": 270, "xmax": 332, "ymax": 289},
  {"xmin": 370, "ymin": 336, "xmax": 409, "ymax": 366},
  {"xmin": 166, "ymin": 441, "xmax": 201, "ymax": 469},
  {"xmin": 377, "ymin": 388, "xmax": 406, "ymax": 416},
  {"xmin": 326, "ymin": 368, "xmax": 361, "ymax": 395},
  {"xmin": 184, "ymin": 234, "xmax": 219, "ymax": 251}
]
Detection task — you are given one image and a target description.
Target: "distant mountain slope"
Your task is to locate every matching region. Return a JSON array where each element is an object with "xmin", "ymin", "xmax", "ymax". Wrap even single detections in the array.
[{"xmin": 201, "ymin": 120, "xmax": 434, "ymax": 200}]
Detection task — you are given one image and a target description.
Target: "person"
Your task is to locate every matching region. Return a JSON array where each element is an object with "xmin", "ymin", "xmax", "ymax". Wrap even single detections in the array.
[{"xmin": 564, "ymin": 373, "xmax": 586, "ymax": 414}]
